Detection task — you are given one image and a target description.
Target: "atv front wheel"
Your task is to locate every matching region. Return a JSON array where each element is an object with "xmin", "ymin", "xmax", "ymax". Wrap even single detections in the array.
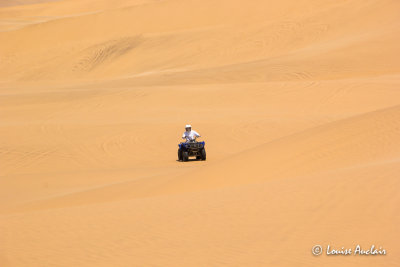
[
  {"xmin": 182, "ymin": 151, "xmax": 189, "ymax": 162},
  {"xmin": 201, "ymin": 148, "xmax": 206, "ymax": 160}
]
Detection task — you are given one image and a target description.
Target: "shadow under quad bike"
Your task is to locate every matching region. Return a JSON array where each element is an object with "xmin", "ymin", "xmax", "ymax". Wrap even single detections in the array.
[{"xmin": 178, "ymin": 139, "xmax": 206, "ymax": 162}]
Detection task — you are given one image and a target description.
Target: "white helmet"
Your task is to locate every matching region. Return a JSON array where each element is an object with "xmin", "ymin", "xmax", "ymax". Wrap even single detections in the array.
[{"xmin": 185, "ymin": 124, "xmax": 191, "ymax": 128}]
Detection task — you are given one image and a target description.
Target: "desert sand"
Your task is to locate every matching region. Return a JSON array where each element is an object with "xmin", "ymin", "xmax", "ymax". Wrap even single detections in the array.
[{"xmin": 1, "ymin": 0, "xmax": 400, "ymax": 266}]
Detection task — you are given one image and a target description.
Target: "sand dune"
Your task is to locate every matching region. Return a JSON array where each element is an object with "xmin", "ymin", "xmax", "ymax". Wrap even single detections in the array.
[{"xmin": 1, "ymin": 0, "xmax": 399, "ymax": 266}]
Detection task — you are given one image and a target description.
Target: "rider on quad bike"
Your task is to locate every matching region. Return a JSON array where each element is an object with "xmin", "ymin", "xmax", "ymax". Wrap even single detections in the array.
[
  {"xmin": 182, "ymin": 124, "xmax": 200, "ymax": 142},
  {"xmin": 178, "ymin": 124, "xmax": 206, "ymax": 162}
]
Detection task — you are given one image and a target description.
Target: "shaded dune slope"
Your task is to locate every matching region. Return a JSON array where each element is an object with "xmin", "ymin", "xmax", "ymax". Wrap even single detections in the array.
[{"xmin": 13, "ymin": 105, "xmax": 400, "ymax": 212}]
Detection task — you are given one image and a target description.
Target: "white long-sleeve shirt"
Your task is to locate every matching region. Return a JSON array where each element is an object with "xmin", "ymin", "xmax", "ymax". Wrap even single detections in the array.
[{"xmin": 182, "ymin": 130, "xmax": 200, "ymax": 142}]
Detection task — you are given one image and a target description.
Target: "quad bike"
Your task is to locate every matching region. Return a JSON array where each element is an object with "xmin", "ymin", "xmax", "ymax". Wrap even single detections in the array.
[{"xmin": 178, "ymin": 138, "xmax": 206, "ymax": 162}]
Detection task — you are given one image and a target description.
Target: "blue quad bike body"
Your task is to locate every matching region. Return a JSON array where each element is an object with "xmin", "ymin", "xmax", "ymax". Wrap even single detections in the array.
[{"xmin": 178, "ymin": 140, "xmax": 206, "ymax": 161}]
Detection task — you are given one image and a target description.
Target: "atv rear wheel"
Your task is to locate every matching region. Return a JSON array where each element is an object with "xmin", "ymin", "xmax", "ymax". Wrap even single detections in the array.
[{"xmin": 178, "ymin": 148, "xmax": 182, "ymax": 161}]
